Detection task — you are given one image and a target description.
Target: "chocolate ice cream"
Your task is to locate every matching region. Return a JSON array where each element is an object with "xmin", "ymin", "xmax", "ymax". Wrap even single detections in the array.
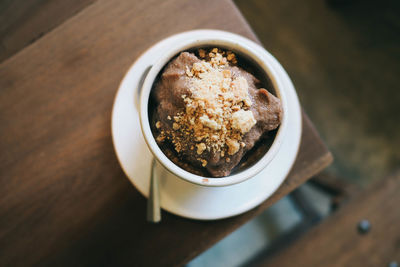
[{"xmin": 149, "ymin": 48, "xmax": 282, "ymax": 177}]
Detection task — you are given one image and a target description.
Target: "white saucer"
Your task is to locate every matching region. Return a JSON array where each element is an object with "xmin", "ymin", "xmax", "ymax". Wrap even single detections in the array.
[{"xmin": 111, "ymin": 30, "xmax": 302, "ymax": 220}]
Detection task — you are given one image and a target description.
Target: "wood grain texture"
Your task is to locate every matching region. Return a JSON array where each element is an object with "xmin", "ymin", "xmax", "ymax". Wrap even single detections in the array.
[
  {"xmin": 0, "ymin": 0, "xmax": 331, "ymax": 266},
  {"xmin": 0, "ymin": 0, "xmax": 95, "ymax": 63},
  {"xmin": 259, "ymin": 170, "xmax": 400, "ymax": 267}
]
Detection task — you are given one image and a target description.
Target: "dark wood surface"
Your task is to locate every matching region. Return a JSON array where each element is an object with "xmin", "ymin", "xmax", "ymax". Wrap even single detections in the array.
[
  {"xmin": 0, "ymin": 0, "xmax": 332, "ymax": 266},
  {"xmin": 259, "ymin": 170, "xmax": 400, "ymax": 267},
  {"xmin": 0, "ymin": 0, "xmax": 95, "ymax": 62}
]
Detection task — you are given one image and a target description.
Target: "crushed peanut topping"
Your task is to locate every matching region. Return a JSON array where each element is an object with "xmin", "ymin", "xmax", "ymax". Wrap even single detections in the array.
[
  {"xmin": 226, "ymin": 138, "xmax": 240, "ymax": 155},
  {"xmin": 231, "ymin": 109, "xmax": 257, "ymax": 134},
  {"xmin": 196, "ymin": 143, "xmax": 207, "ymax": 155},
  {"xmin": 172, "ymin": 122, "xmax": 180, "ymax": 130},
  {"xmin": 200, "ymin": 159, "xmax": 208, "ymax": 167},
  {"xmin": 157, "ymin": 48, "xmax": 257, "ymax": 166},
  {"xmin": 198, "ymin": 49, "xmax": 206, "ymax": 58}
]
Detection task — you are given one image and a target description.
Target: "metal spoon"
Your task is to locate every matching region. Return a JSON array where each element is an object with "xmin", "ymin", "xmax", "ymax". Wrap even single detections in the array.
[
  {"xmin": 147, "ymin": 158, "xmax": 161, "ymax": 223},
  {"xmin": 136, "ymin": 65, "xmax": 161, "ymax": 222}
]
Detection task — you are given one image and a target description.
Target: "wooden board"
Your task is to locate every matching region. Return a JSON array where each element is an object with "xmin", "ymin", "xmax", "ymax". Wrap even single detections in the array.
[
  {"xmin": 259, "ymin": 171, "xmax": 400, "ymax": 267},
  {"xmin": 0, "ymin": 0, "xmax": 332, "ymax": 265},
  {"xmin": 0, "ymin": 0, "xmax": 95, "ymax": 62}
]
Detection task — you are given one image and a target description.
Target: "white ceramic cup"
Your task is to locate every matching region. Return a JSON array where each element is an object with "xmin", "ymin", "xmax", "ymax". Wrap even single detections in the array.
[{"xmin": 139, "ymin": 30, "xmax": 289, "ymax": 187}]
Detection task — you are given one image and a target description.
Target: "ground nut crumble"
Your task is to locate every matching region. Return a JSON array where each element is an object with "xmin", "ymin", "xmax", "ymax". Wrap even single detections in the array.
[{"xmin": 156, "ymin": 48, "xmax": 257, "ymax": 167}]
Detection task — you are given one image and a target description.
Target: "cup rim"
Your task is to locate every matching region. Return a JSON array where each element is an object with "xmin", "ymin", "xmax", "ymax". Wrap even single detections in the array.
[{"xmin": 139, "ymin": 30, "xmax": 289, "ymax": 187}]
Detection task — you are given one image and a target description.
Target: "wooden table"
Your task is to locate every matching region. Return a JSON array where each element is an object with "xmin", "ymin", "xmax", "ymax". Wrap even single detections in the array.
[
  {"xmin": 0, "ymin": 0, "xmax": 332, "ymax": 266},
  {"xmin": 259, "ymin": 170, "xmax": 400, "ymax": 266}
]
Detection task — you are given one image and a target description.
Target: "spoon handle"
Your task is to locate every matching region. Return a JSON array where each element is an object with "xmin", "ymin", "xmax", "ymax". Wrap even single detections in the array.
[{"xmin": 147, "ymin": 158, "xmax": 161, "ymax": 223}]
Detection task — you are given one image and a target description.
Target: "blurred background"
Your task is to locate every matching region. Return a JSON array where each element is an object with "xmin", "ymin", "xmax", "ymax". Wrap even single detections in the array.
[{"xmin": 188, "ymin": 0, "xmax": 400, "ymax": 265}]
